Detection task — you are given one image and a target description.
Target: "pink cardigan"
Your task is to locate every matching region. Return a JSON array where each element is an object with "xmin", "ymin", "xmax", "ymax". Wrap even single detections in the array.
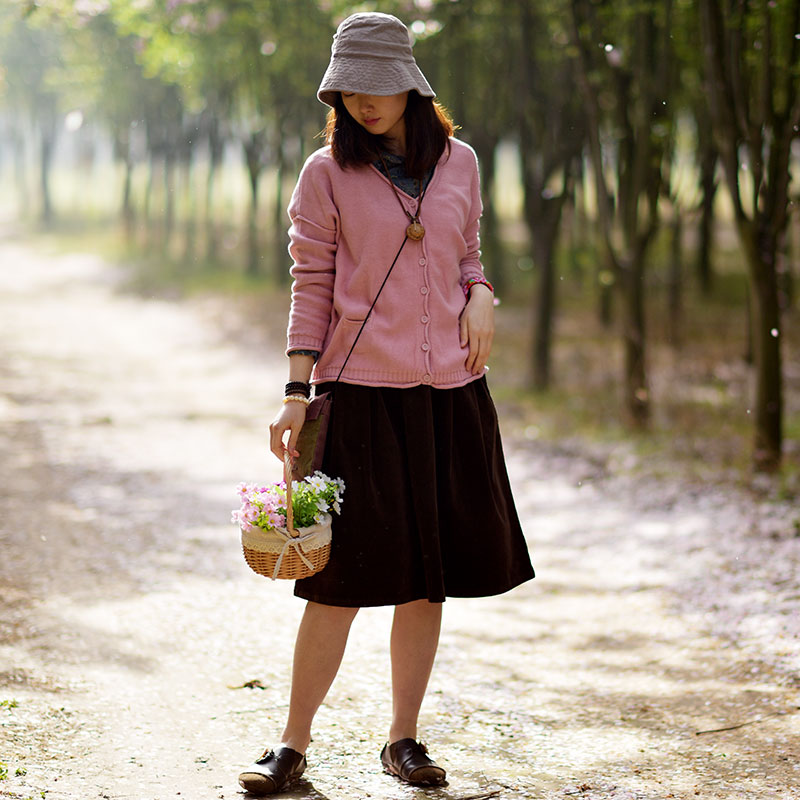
[{"xmin": 286, "ymin": 138, "xmax": 488, "ymax": 388}]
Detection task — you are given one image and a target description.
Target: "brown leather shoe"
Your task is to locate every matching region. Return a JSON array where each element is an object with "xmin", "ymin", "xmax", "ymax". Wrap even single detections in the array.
[
  {"xmin": 380, "ymin": 738, "xmax": 446, "ymax": 786},
  {"xmin": 238, "ymin": 746, "xmax": 307, "ymax": 795}
]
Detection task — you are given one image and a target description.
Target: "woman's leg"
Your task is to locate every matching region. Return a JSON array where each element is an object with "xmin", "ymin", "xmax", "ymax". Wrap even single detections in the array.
[
  {"xmin": 280, "ymin": 601, "xmax": 360, "ymax": 753},
  {"xmin": 388, "ymin": 599, "xmax": 443, "ymax": 743}
]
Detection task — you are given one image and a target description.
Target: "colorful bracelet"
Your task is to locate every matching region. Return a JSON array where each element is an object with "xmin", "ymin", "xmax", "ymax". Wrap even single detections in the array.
[
  {"xmin": 285, "ymin": 381, "xmax": 311, "ymax": 398},
  {"xmin": 283, "ymin": 395, "xmax": 311, "ymax": 406},
  {"xmin": 464, "ymin": 278, "xmax": 494, "ymax": 297}
]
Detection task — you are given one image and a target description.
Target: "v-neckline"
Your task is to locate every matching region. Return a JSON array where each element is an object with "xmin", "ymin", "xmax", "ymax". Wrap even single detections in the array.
[{"xmin": 369, "ymin": 161, "xmax": 440, "ymax": 202}]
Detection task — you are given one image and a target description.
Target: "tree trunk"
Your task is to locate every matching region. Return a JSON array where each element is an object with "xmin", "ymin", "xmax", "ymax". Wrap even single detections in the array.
[
  {"xmin": 13, "ymin": 125, "xmax": 29, "ymax": 218},
  {"xmin": 39, "ymin": 119, "xmax": 55, "ymax": 225},
  {"xmin": 526, "ymin": 157, "xmax": 571, "ymax": 391},
  {"xmin": 698, "ymin": 0, "xmax": 792, "ymax": 469},
  {"xmin": 144, "ymin": 152, "xmax": 155, "ymax": 232},
  {"xmin": 182, "ymin": 155, "xmax": 196, "ymax": 267},
  {"xmin": 243, "ymin": 132, "xmax": 265, "ymax": 277},
  {"xmin": 597, "ymin": 246, "xmax": 615, "ymax": 329},
  {"xmin": 776, "ymin": 227, "xmax": 793, "ymax": 311},
  {"xmin": 273, "ymin": 125, "xmax": 289, "ymax": 285},
  {"xmin": 668, "ymin": 212, "xmax": 683, "ymax": 348},
  {"xmin": 621, "ymin": 256, "xmax": 649, "ymax": 427},
  {"xmin": 247, "ymin": 175, "xmax": 260, "ymax": 277},
  {"xmin": 206, "ymin": 117, "xmax": 224, "ymax": 264},
  {"xmin": 273, "ymin": 154, "xmax": 286, "ymax": 283},
  {"xmin": 122, "ymin": 153, "xmax": 134, "ymax": 239},
  {"xmin": 696, "ymin": 144, "xmax": 717, "ymax": 296},
  {"xmin": 472, "ymin": 137, "xmax": 504, "ymax": 295},
  {"xmin": 163, "ymin": 150, "xmax": 176, "ymax": 254},
  {"xmin": 115, "ymin": 125, "xmax": 134, "ymax": 236},
  {"xmin": 570, "ymin": 0, "xmax": 664, "ymax": 427},
  {"xmin": 744, "ymin": 287, "xmax": 753, "ymax": 366},
  {"xmin": 522, "ymin": 172, "xmax": 571, "ymax": 391},
  {"xmin": 531, "ymin": 223, "xmax": 559, "ymax": 390},
  {"xmin": 742, "ymin": 226, "xmax": 783, "ymax": 471}
]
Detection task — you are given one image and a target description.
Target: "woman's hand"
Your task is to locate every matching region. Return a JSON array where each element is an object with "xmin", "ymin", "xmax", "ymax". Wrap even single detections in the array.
[
  {"xmin": 460, "ymin": 283, "xmax": 495, "ymax": 374},
  {"xmin": 268, "ymin": 400, "xmax": 308, "ymax": 462},
  {"xmin": 270, "ymin": 353, "xmax": 315, "ymax": 461}
]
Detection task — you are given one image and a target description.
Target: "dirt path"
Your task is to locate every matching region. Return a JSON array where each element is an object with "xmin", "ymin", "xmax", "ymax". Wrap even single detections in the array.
[{"xmin": 0, "ymin": 235, "xmax": 798, "ymax": 800}]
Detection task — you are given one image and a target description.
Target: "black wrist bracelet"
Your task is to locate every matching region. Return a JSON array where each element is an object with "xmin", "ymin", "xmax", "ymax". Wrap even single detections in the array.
[{"xmin": 285, "ymin": 381, "xmax": 311, "ymax": 398}]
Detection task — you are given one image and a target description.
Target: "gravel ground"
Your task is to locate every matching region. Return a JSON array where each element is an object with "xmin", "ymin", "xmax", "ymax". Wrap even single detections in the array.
[{"xmin": 0, "ymin": 234, "xmax": 798, "ymax": 800}]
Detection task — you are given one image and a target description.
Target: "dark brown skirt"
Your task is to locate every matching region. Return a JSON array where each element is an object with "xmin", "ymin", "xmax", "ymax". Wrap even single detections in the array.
[{"xmin": 294, "ymin": 377, "xmax": 534, "ymax": 607}]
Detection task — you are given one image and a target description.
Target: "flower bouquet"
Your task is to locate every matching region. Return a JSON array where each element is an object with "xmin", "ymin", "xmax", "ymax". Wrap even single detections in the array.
[{"xmin": 233, "ymin": 456, "xmax": 345, "ymax": 580}]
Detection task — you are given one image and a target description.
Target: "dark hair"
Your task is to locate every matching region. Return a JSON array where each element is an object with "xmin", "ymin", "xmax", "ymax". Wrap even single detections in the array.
[{"xmin": 323, "ymin": 91, "xmax": 455, "ymax": 179}]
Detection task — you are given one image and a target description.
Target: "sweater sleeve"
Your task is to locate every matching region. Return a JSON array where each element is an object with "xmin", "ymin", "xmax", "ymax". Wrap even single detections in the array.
[
  {"xmin": 458, "ymin": 147, "xmax": 488, "ymax": 289},
  {"xmin": 286, "ymin": 153, "xmax": 339, "ymax": 353}
]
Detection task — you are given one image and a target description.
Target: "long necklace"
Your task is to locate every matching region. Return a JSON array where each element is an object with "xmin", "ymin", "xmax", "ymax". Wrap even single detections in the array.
[{"xmin": 378, "ymin": 153, "xmax": 428, "ymax": 241}]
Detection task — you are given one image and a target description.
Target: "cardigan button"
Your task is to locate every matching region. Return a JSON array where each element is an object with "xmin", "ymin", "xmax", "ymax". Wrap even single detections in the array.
[
  {"xmin": 420, "ymin": 286, "xmax": 428, "ymax": 295},
  {"xmin": 422, "ymin": 373, "xmax": 432, "ymax": 384},
  {"xmin": 421, "ymin": 343, "xmax": 430, "ymax": 352},
  {"xmin": 419, "ymin": 258, "xmax": 427, "ymax": 266},
  {"xmin": 421, "ymin": 315, "xmax": 429, "ymax": 323}
]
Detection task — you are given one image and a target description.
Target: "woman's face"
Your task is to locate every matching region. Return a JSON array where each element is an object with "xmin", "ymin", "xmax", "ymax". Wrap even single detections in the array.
[{"xmin": 341, "ymin": 91, "xmax": 409, "ymax": 148}]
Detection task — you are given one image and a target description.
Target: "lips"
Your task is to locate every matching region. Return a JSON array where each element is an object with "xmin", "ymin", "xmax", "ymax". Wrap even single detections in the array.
[{"xmin": 364, "ymin": 117, "xmax": 380, "ymax": 126}]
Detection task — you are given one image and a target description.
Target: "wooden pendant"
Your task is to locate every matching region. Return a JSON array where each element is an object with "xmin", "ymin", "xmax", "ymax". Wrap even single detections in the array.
[{"xmin": 406, "ymin": 220, "xmax": 425, "ymax": 241}]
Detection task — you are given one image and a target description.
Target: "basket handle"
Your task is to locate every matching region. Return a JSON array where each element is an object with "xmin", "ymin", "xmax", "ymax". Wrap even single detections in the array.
[{"xmin": 283, "ymin": 451, "xmax": 297, "ymax": 537}]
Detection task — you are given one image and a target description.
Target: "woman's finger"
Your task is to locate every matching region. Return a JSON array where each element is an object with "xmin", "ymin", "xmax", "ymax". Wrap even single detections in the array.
[
  {"xmin": 463, "ymin": 320, "xmax": 477, "ymax": 371},
  {"xmin": 268, "ymin": 420, "xmax": 285, "ymax": 460},
  {"xmin": 285, "ymin": 422, "xmax": 303, "ymax": 459},
  {"xmin": 269, "ymin": 404, "xmax": 307, "ymax": 461}
]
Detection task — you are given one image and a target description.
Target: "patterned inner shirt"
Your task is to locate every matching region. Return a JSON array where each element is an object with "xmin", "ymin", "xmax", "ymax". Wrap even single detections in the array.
[{"xmin": 373, "ymin": 150, "xmax": 435, "ymax": 198}]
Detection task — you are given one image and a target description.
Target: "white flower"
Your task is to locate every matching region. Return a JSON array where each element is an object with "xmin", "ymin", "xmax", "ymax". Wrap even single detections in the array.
[
  {"xmin": 313, "ymin": 512, "xmax": 325, "ymax": 525},
  {"xmin": 307, "ymin": 474, "xmax": 326, "ymax": 491},
  {"xmin": 316, "ymin": 499, "xmax": 329, "ymax": 512},
  {"xmin": 332, "ymin": 501, "xmax": 341, "ymax": 515}
]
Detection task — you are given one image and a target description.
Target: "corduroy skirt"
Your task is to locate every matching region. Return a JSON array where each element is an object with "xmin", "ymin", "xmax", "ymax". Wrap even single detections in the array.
[{"xmin": 294, "ymin": 377, "xmax": 535, "ymax": 607}]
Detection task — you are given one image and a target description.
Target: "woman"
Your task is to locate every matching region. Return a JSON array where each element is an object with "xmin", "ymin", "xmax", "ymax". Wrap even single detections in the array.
[{"xmin": 238, "ymin": 12, "xmax": 534, "ymax": 795}]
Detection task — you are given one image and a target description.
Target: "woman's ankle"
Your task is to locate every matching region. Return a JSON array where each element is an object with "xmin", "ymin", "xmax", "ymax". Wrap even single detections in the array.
[
  {"xmin": 279, "ymin": 732, "xmax": 311, "ymax": 755},
  {"xmin": 388, "ymin": 725, "xmax": 417, "ymax": 744}
]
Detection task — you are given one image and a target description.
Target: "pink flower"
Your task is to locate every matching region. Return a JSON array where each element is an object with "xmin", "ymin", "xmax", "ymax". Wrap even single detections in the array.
[{"xmin": 267, "ymin": 511, "xmax": 286, "ymax": 529}]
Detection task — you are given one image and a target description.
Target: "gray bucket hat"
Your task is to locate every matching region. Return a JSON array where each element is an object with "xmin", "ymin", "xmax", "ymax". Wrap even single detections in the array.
[{"xmin": 317, "ymin": 12, "xmax": 435, "ymax": 107}]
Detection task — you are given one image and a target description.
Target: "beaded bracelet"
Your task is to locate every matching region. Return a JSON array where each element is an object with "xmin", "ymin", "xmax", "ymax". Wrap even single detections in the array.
[
  {"xmin": 283, "ymin": 395, "xmax": 311, "ymax": 406},
  {"xmin": 285, "ymin": 380, "xmax": 311, "ymax": 398},
  {"xmin": 463, "ymin": 278, "xmax": 494, "ymax": 297}
]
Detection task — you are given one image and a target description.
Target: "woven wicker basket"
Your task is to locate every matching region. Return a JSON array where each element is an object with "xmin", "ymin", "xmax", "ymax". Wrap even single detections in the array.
[
  {"xmin": 241, "ymin": 516, "xmax": 331, "ymax": 580},
  {"xmin": 240, "ymin": 454, "xmax": 332, "ymax": 580}
]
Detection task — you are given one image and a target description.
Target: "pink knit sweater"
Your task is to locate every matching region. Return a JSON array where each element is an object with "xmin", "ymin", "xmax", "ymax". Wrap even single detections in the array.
[{"xmin": 286, "ymin": 138, "xmax": 488, "ymax": 388}]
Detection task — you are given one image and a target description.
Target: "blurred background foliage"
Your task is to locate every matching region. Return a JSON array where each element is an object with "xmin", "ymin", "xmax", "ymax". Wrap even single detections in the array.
[{"xmin": 0, "ymin": 0, "xmax": 798, "ymax": 478}]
